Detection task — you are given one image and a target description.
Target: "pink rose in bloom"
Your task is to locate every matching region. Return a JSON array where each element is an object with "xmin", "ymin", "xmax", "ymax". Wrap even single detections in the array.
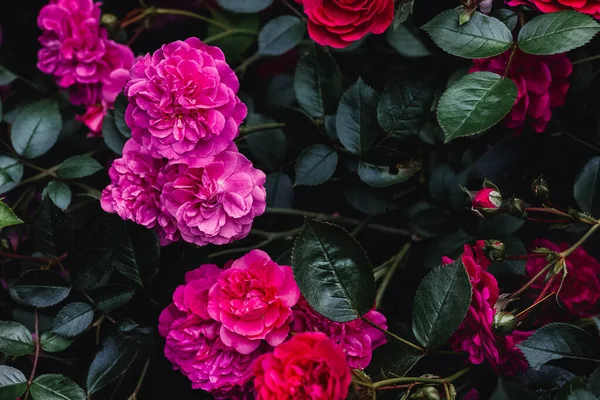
[
  {"xmin": 125, "ymin": 37, "xmax": 247, "ymax": 161},
  {"xmin": 159, "ymin": 150, "xmax": 266, "ymax": 246},
  {"xmin": 253, "ymin": 332, "xmax": 352, "ymax": 400},
  {"xmin": 207, "ymin": 250, "xmax": 300, "ymax": 354},
  {"xmin": 294, "ymin": 0, "xmax": 394, "ymax": 48},
  {"xmin": 507, "ymin": 0, "xmax": 600, "ymax": 19},
  {"xmin": 470, "ymin": 49, "xmax": 572, "ymax": 134},
  {"xmin": 527, "ymin": 239, "xmax": 600, "ymax": 317},
  {"xmin": 158, "ymin": 264, "xmax": 261, "ymax": 393},
  {"xmin": 100, "ymin": 140, "xmax": 178, "ymax": 245},
  {"xmin": 291, "ymin": 297, "xmax": 387, "ymax": 369}
]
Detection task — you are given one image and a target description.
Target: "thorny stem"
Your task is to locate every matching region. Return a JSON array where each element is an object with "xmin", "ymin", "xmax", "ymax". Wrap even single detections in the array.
[
  {"xmin": 24, "ymin": 310, "xmax": 40, "ymax": 400},
  {"xmin": 376, "ymin": 242, "xmax": 411, "ymax": 308},
  {"xmin": 359, "ymin": 315, "xmax": 424, "ymax": 352},
  {"xmin": 0, "ymin": 252, "xmax": 67, "ymax": 264},
  {"xmin": 128, "ymin": 358, "xmax": 151, "ymax": 400},
  {"xmin": 371, "ymin": 367, "xmax": 471, "ymax": 390}
]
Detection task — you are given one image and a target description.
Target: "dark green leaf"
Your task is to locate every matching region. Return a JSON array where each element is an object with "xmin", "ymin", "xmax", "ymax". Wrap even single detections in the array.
[
  {"xmin": 87, "ymin": 284, "xmax": 135, "ymax": 312},
  {"xmin": 265, "ymin": 172, "xmax": 294, "ymax": 208},
  {"xmin": 386, "ymin": 22, "xmax": 431, "ymax": 58},
  {"xmin": 518, "ymin": 11, "xmax": 600, "ymax": 55},
  {"xmin": 291, "ymin": 219, "xmax": 376, "ymax": 322},
  {"xmin": 217, "ymin": 0, "xmax": 273, "ymax": 13},
  {"xmin": 52, "ymin": 302, "xmax": 94, "ymax": 337},
  {"xmin": 294, "ymin": 44, "xmax": 343, "ymax": 118},
  {"xmin": 479, "ymin": 214, "xmax": 525, "ymax": 237},
  {"xmin": 429, "ymin": 165, "xmax": 456, "ymax": 203},
  {"xmin": 0, "ymin": 201, "xmax": 23, "ymax": 229},
  {"xmin": 378, "ymin": 78, "xmax": 433, "ymax": 140},
  {"xmin": 113, "ymin": 93, "xmax": 131, "ymax": 138},
  {"xmin": 295, "ymin": 144, "xmax": 338, "ymax": 186},
  {"xmin": 31, "ymin": 374, "xmax": 86, "ymax": 400},
  {"xmin": 11, "ymin": 99, "xmax": 62, "ymax": 159},
  {"xmin": 0, "ymin": 66, "xmax": 16, "ymax": 85},
  {"xmin": 518, "ymin": 323, "xmax": 600, "ymax": 370},
  {"xmin": 437, "ymin": 72, "xmax": 518, "ymax": 141},
  {"xmin": 102, "ymin": 110, "xmax": 126, "ymax": 155},
  {"xmin": 0, "ymin": 167, "xmax": 11, "ymax": 186},
  {"xmin": 71, "ymin": 249, "xmax": 113, "ymax": 291},
  {"xmin": 358, "ymin": 161, "xmax": 420, "ymax": 188},
  {"xmin": 425, "ymin": 229, "xmax": 475, "ymax": 269},
  {"xmin": 42, "ymin": 181, "xmax": 72, "ymax": 211},
  {"xmin": 245, "ymin": 114, "xmax": 286, "ymax": 170},
  {"xmin": 40, "ymin": 331, "xmax": 74, "ymax": 353},
  {"xmin": 0, "ymin": 154, "xmax": 23, "ymax": 195},
  {"xmin": 9, "ymin": 270, "xmax": 71, "ymax": 308},
  {"xmin": 492, "ymin": 9, "xmax": 518, "ymax": 31},
  {"xmin": 491, "ymin": 378, "xmax": 536, "ymax": 400},
  {"xmin": 206, "ymin": 10, "xmax": 259, "ymax": 63},
  {"xmin": 336, "ymin": 78, "xmax": 379, "ymax": 155},
  {"xmin": 0, "ymin": 366, "xmax": 27, "ymax": 400},
  {"xmin": 409, "ymin": 204, "xmax": 454, "ymax": 239},
  {"xmin": 87, "ymin": 337, "xmax": 139, "ymax": 394},
  {"xmin": 588, "ymin": 365, "xmax": 600, "ymax": 397},
  {"xmin": 0, "ymin": 321, "xmax": 34, "ymax": 356},
  {"xmin": 367, "ymin": 339, "xmax": 423, "ymax": 381},
  {"xmin": 412, "ymin": 259, "xmax": 472, "ymax": 349},
  {"xmin": 258, "ymin": 16, "xmax": 305, "ymax": 56},
  {"xmin": 568, "ymin": 390, "xmax": 597, "ymax": 400},
  {"xmin": 31, "ymin": 197, "xmax": 74, "ymax": 257},
  {"xmin": 343, "ymin": 184, "xmax": 396, "ymax": 216},
  {"xmin": 57, "ymin": 156, "xmax": 103, "ymax": 179},
  {"xmin": 575, "ymin": 157, "xmax": 600, "ymax": 218},
  {"xmin": 422, "ymin": 9, "xmax": 513, "ymax": 58}
]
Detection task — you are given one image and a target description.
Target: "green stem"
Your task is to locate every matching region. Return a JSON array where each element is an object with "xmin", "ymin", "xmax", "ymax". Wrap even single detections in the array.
[
  {"xmin": 376, "ymin": 243, "xmax": 411, "ymax": 308},
  {"xmin": 24, "ymin": 310, "xmax": 40, "ymax": 400},
  {"xmin": 559, "ymin": 223, "xmax": 600, "ymax": 258},
  {"xmin": 203, "ymin": 29, "xmax": 258, "ymax": 44},
  {"xmin": 127, "ymin": 358, "xmax": 151, "ymax": 400},
  {"xmin": 154, "ymin": 8, "xmax": 230, "ymax": 30},
  {"xmin": 359, "ymin": 314, "xmax": 424, "ymax": 352},
  {"xmin": 372, "ymin": 367, "xmax": 470, "ymax": 390},
  {"xmin": 235, "ymin": 53, "xmax": 261, "ymax": 76},
  {"xmin": 208, "ymin": 228, "xmax": 301, "ymax": 260},
  {"xmin": 238, "ymin": 123, "xmax": 286, "ymax": 136},
  {"xmin": 16, "ymin": 166, "xmax": 59, "ymax": 187},
  {"xmin": 573, "ymin": 54, "xmax": 600, "ymax": 65}
]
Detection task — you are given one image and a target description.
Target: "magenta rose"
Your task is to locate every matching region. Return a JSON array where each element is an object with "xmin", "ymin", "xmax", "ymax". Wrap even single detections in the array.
[
  {"xmin": 159, "ymin": 150, "xmax": 266, "ymax": 247},
  {"xmin": 507, "ymin": 0, "xmax": 600, "ymax": 19},
  {"xmin": 471, "ymin": 188, "xmax": 502, "ymax": 217},
  {"xmin": 295, "ymin": 0, "xmax": 394, "ymax": 48},
  {"xmin": 253, "ymin": 332, "xmax": 352, "ymax": 400},
  {"xmin": 207, "ymin": 250, "xmax": 300, "ymax": 354},
  {"xmin": 124, "ymin": 37, "xmax": 247, "ymax": 161},
  {"xmin": 291, "ymin": 297, "xmax": 387, "ymax": 369}
]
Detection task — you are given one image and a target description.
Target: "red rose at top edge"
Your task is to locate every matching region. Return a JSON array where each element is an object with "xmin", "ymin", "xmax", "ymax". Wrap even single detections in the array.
[
  {"xmin": 507, "ymin": 0, "xmax": 600, "ymax": 19},
  {"xmin": 295, "ymin": 0, "xmax": 395, "ymax": 49}
]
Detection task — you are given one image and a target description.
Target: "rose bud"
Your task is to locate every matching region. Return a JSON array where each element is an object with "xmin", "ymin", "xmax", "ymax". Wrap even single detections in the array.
[
  {"xmin": 483, "ymin": 240, "xmax": 505, "ymax": 262},
  {"xmin": 471, "ymin": 188, "xmax": 502, "ymax": 217},
  {"xmin": 532, "ymin": 177, "xmax": 549, "ymax": 200},
  {"xmin": 493, "ymin": 311, "xmax": 518, "ymax": 335},
  {"xmin": 508, "ymin": 198, "xmax": 526, "ymax": 218}
]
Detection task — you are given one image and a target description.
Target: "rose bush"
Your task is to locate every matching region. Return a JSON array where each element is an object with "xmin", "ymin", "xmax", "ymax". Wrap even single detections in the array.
[{"xmin": 2, "ymin": 0, "xmax": 600, "ymax": 399}]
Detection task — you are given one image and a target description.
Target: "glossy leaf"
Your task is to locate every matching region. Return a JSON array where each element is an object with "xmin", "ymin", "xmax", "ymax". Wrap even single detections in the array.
[
  {"xmin": 492, "ymin": 9, "xmax": 518, "ymax": 31},
  {"xmin": 9, "ymin": 270, "xmax": 71, "ymax": 308},
  {"xmin": 295, "ymin": 144, "xmax": 338, "ymax": 186},
  {"xmin": 265, "ymin": 172, "xmax": 294, "ymax": 208},
  {"xmin": 31, "ymin": 197, "xmax": 74, "ymax": 257},
  {"xmin": 30, "ymin": 374, "xmax": 86, "ymax": 400},
  {"xmin": 87, "ymin": 284, "xmax": 135, "ymax": 312},
  {"xmin": 386, "ymin": 22, "xmax": 431, "ymax": 58},
  {"xmin": 258, "ymin": 16, "xmax": 305, "ymax": 56},
  {"xmin": 42, "ymin": 181, "xmax": 72, "ymax": 211},
  {"xmin": 71, "ymin": 249, "xmax": 113, "ymax": 291},
  {"xmin": 574, "ymin": 157, "xmax": 600, "ymax": 218},
  {"xmin": 0, "ymin": 366, "xmax": 27, "ymax": 400},
  {"xmin": 358, "ymin": 161, "xmax": 420, "ymax": 188},
  {"xmin": 217, "ymin": 0, "xmax": 273, "ymax": 13},
  {"xmin": 113, "ymin": 93, "xmax": 131, "ymax": 137},
  {"xmin": 52, "ymin": 302, "xmax": 94, "ymax": 337},
  {"xmin": 336, "ymin": 78, "xmax": 379, "ymax": 155},
  {"xmin": 0, "ymin": 321, "xmax": 34, "ymax": 356},
  {"xmin": 57, "ymin": 156, "xmax": 103, "ymax": 179},
  {"xmin": 0, "ymin": 201, "xmax": 23, "ymax": 229},
  {"xmin": 11, "ymin": 99, "xmax": 61, "ymax": 159},
  {"xmin": 102, "ymin": 110, "xmax": 127, "ymax": 155},
  {"xmin": 40, "ymin": 331, "xmax": 74, "ymax": 353},
  {"xmin": 87, "ymin": 337, "xmax": 139, "ymax": 394},
  {"xmin": 0, "ymin": 155, "xmax": 23, "ymax": 195}
]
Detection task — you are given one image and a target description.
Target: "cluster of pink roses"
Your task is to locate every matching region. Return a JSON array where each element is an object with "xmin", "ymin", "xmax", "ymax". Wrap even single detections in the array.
[
  {"xmin": 158, "ymin": 249, "xmax": 387, "ymax": 398},
  {"xmin": 37, "ymin": 0, "xmax": 134, "ymax": 135},
  {"xmin": 101, "ymin": 37, "xmax": 266, "ymax": 247}
]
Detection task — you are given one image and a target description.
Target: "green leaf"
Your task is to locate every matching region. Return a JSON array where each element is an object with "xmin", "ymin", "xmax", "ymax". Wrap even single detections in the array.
[
  {"xmin": 491, "ymin": 378, "xmax": 536, "ymax": 400},
  {"xmin": 107, "ymin": 218, "xmax": 159, "ymax": 288},
  {"xmin": 0, "ymin": 154, "xmax": 23, "ymax": 195},
  {"xmin": 428, "ymin": 165, "xmax": 456, "ymax": 203},
  {"xmin": 113, "ymin": 93, "xmax": 131, "ymax": 138},
  {"xmin": 386, "ymin": 22, "xmax": 431, "ymax": 58},
  {"xmin": 358, "ymin": 161, "xmax": 420, "ymax": 188},
  {"xmin": 9, "ymin": 270, "xmax": 71, "ymax": 308},
  {"xmin": 206, "ymin": 10, "xmax": 259, "ymax": 63},
  {"xmin": 492, "ymin": 9, "xmax": 518, "ymax": 31},
  {"xmin": 587, "ymin": 365, "xmax": 600, "ymax": 397},
  {"xmin": 479, "ymin": 214, "xmax": 525, "ymax": 237},
  {"xmin": 295, "ymin": 145, "xmax": 338, "ymax": 186},
  {"xmin": 71, "ymin": 249, "xmax": 113, "ymax": 291},
  {"xmin": 0, "ymin": 168, "xmax": 9, "ymax": 187},
  {"xmin": 87, "ymin": 284, "xmax": 135, "ymax": 312},
  {"xmin": 52, "ymin": 302, "xmax": 94, "ymax": 337},
  {"xmin": 517, "ymin": 323, "xmax": 600, "ymax": 370},
  {"xmin": 424, "ymin": 229, "xmax": 475, "ymax": 269},
  {"xmin": 437, "ymin": 72, "xmax": 518, "ymax": 142},
  {"xmin": 367, "ymin": 339, "xmax": 423, "ymax": 381},
  {"xmin": 0, "ymin": 201, "xmax": 23, "ymax": 229},
  {"xmin": 217, "ymin": 0, "xmax": 273, "ymax": 13},
  {"xmin": 245, "ymin": 113, "xmax": 286, "ymax": 171},
  {"xmin": 518, "ymin": 11, "xmax": 600, "ymax": 55},
  {"xmin": 291, "ymin": 219, "xmax": 376, "ymax": 322},
  {"xmin": 30, "ymin": 374, "xmax": 86, "ymax": 400},
  {"xmin": 0, "ymin": 66, "xmax": 16, "ymax": 86},
  {"xmin": 87, "ymin": 337, "xmax": 139, "ymax": 394},
  {"xmin": 258, "ymin": 16, "xmax": 305, "ymax": 56},
  {"xmin": 0, "ymin": 366, "xmax": 27, "ymax": 400},
  {"xmin": 377, "ymin": 78, "xmax": 434, "ymax": 140},
  {"xmin": 568, "ymin": 390, "xmax": 597, "ymax": 400},
  {"xmin": 294, "ymin": 44, "xmax": 343, "ymax": 118},
  {"xmin": 0, "ymin": 321, "xmax": 34, "ymax": 356},
  {"xmin": 412, "ymin": 259, "xmax": 472, "ymax": 349},
  {"xmin": 336, "ymin": 78, "xmax": 379, "ymax": 155},
  {"xmin": 11, "ymin": 99, "xmax": 62, "ymax": 159},
  {"xmin": 40, "ymin": 331, "xmax": 74, "ymax": 353},
  {"xmin": 42, "ymin": 181, "xmax": 72, "ymax": 211},
  {"xmin": 102, "ymin": 110, "xmax": 126, "ymax": 155},
  {"xmin": 31, "ymin": 197, "xmax": 74, "ymax": 257},
  {"xmin": 57, "ymin": 156, "xmax": 103, "ymax": 179},
  {"xmin": 265, "ymin": 172, "xmax": 294, "ymax": 208},
  {"xmin": 422, "ymin": 9, "xmax": 513, "ymax": 58},
  {"xmin": 344, "ymin": 183, "xmax": 396, "ymax": 216},
  {"xmin": 574, "ymin": 157, "xmax": 600, "ymax": 218}
]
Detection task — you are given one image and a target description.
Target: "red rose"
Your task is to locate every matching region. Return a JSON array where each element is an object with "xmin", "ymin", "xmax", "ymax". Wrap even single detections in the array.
[
  {"xmin": 296, "ymin": 0, "xmax": 395, "ymax": 48},
  {"xmin": 253, "ymin": 332, "xmax": 352, "ymax": 400},
  {"xmin": 507, "ymin": 0, "xmax": 600, "ymax": 19}
]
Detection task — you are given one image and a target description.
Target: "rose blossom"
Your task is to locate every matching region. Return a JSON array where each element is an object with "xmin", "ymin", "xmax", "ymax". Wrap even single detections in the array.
[
  {"xmin": 527, "ymin": 239, "xmax": 600, "ymax": 317},
  {"xmin": 158, "ymin": 264, "xmax": 261, "ymax": 394},
  {"xmin": 294, "ymin": 0, "xmax": 394, "ymax": 49},
  {"xmin": 470, "ymin": 49, "xmax": 572, "ymax": 134},
  {"xmin": 124, "ymin": 37, "xmax": 247, "ymax": 161},
  {"xmin": 507, "ymin": 0, "xmax": 600, "ymax": 19},
  {"xmin": 471, "ymin": 188, "xmax": 502, "ymax": 217},
  {"xmin": 253, "ymin": 332, "xmax": 352, "ymax": 400},
  {"xmin": 207, "ymin": 250, "xmax": 300, "ymax": 354},
  {"xmin": 159, "ymin": 150, "xmax": 266, "ymax": 246},
  {"xmin": 291, "ymin": 297, "xmax": 387, "ymax": 369}
]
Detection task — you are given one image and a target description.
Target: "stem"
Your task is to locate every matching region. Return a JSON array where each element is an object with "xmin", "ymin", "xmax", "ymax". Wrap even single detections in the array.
[
  {"xmin": 504, "ymin": 253, "xmax": 548, "ymax": 261},
  {"xmin": 502, "ymin": 45, "xmax": 518, "ymax": 78},
  {"xmin": 359, "ymin": 315, "xmax": 424, "ymax": 352},
  {"xmin": 203, "ymin": 29, "xmax": 257, "ymax": 45},
  {"xmin": 516, "ymin": 291, "xmax": 556, "ymax": 319},
  {"xmin": 0, "ymin": 252, "xmax": 67, "ymax": 264},
  {"xmin": 525, "ymin": 207, "xmax": 572, "ymax": 219},
  {"xmin": 238, "ymin": 123, "xmax": 286, "ymax": 136},
  {"xmin": 509, "ymin": 263, "xmax": 552, "ymax": 299},
  {"xmin": 563, "ymin": 132, "xmax": 600, "ymax": 153},
  {"xmin": 154, "ymin": 8, "xmax": 230, "ymax": 30},
  {"xmin": 281, "ymin": 0, "xmax": 307, "ymax": 21},
  {"xmin": 16, "ymin": 166, "xmax": 59, "ymax": 187},
  {"xmin": 527, "ymin": 217, "xmax": 572, "ymax": 224},
  {"xmin": 559, "ymin": 223, "xmax": 600, "ymax": 258},
  {"xmin": 208, "ymin": 227, "xmax": 301, "ymax": 260},
  {"xmin": 235, "ymin": 53, "xmax": 261, "ymax": 76},
  {"xmin": 264, "ymin": 208, "xmax": 411, "ymax": 236},
  {"xmin": 573, "ymin": 54, "xmax": 600, "ymax": 65},
  {"xmin": 127, "ymin": 358, "xmax": 151, "ymax": 400},
  {"xmin": 372, "ymin": 367, "xmax": 470, "ymax": 390},
  {"xmin": 376, "ymin": 243, "xmax": 411, "ymax": 308},
  {"xmin": 24, "ymin": 310, "xmax": 40, "ymax": 400}
]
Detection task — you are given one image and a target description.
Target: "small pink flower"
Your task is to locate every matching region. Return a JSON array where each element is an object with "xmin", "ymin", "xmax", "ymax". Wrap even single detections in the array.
[
  {"xmin": 207, "ymin": 250, "xmax": 300, "ymax": 354},
  {"xmin": 471, "ymin": 188, "xmax": 502, "ymax": 216}
]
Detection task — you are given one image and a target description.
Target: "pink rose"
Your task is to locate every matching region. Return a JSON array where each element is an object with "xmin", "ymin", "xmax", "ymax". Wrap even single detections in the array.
[
  {"xmin": 253, "ymin": 332, "xmax": 352, "ymax": 400},
  {"xmin": 124, "ymin": 37, "xmax": 247, "ymax": 161},
  {"xmin": 507, "ymin": 0, "xmax": 600, "ymax": 19},
  {"xmin": 471, "ymin": 188, "xmax": 502, "ymax": 214},
  {"xmin": 207, "ymin": 250, "xmax": 300, "ymax": 354}
]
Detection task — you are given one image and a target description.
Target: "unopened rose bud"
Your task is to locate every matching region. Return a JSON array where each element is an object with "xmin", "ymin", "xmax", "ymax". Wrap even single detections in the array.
[
  {"xmin": 531, "ymin": 177, "xmax": 549, "ymax": 200},
  {"xmin": 493, "ymin": 311, "xmax": 518, "ymax": 335},
  {"xmin": 471, "ymin": 188, "xmax": 502, "ymax": 217},
  {"xmin": 410, "ymin": 387, "xmax": 440, "ymax": 400},
  {"xmin": 483, "ymin": 240, "xmax": 505, "ymax": 262},
  {"xmin": 101, "ymin": 13, "xmax": 118, "ymax": 28},
  {"xmin": 508, "ymin": 198, "xmax": 526, "ymax": 218}
]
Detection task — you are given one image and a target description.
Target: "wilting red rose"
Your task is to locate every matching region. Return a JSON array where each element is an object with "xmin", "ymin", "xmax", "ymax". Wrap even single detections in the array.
[
  {"xmin": 295, "ymin": 0, "xmax": 394, "ymax": 48},
  {"xmin": 507, "ymin": 0, "xmax": 600, "ymax": 19}
]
